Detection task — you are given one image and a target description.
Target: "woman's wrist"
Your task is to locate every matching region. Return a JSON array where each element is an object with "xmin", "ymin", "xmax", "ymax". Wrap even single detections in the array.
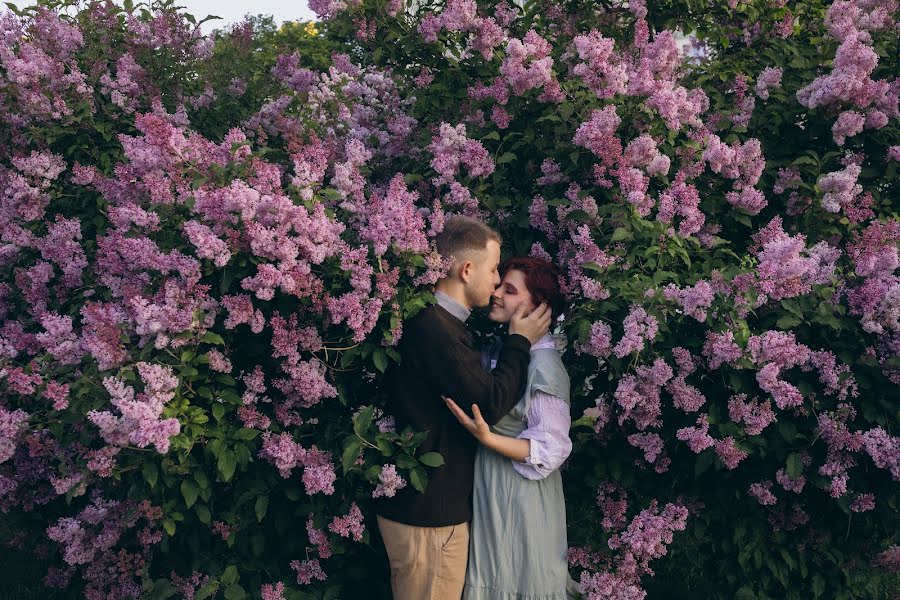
[{"xmin": 478, "ymin": 430, "xmax": 497, "ymax": 448}]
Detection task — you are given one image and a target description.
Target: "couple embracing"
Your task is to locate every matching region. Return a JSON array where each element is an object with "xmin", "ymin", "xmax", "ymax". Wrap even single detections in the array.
[{"xmin": 375, "ymin": 216, "xmax": 579, "ymax": 599}]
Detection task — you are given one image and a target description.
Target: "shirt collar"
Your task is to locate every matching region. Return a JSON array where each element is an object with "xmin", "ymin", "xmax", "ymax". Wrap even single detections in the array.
[
  {"xmin": 531, "ymin": 332, "xmax": 556, "ymax": 350},
  {"xmin": 434, "ymin": 290, "xmax": 471, "ymax": 322}
]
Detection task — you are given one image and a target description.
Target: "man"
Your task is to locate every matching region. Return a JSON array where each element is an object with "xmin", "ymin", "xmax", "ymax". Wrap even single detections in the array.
[{"xmin": 375, "ymin": 215, "xmax": 551, "ymax": 599}]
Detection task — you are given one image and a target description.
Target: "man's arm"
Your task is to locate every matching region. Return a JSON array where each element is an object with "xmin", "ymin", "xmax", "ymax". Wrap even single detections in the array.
[{"xmin": 407, "ymin": 315, "xmax": 530, "ymax": 426}]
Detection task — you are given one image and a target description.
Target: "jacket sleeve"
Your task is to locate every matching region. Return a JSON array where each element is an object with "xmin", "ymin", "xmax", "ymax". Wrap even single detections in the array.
[{"xmin": 407, "ymin": 314, "xmax": 531, "ymax": 426}]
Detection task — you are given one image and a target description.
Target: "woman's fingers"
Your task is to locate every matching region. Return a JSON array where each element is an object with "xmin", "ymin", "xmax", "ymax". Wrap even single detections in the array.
[
  {"xmin": 470, "ymin": 404, "xmax": 485, "ymax": 424},
  {"xmin": 443, "ymin": 396, "xmax": 471, "ymax": 425}
]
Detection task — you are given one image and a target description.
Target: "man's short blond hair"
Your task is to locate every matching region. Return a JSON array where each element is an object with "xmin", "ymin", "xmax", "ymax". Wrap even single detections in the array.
[{"xmin": 435, "ymin": 216, "xmax": 501, "ymax": 268}]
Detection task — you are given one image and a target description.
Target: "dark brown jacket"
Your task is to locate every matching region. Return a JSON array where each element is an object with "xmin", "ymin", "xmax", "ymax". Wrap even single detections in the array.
[{"xmin": 375, "ymin": 304, "xmax": 531, "ymax": 526}]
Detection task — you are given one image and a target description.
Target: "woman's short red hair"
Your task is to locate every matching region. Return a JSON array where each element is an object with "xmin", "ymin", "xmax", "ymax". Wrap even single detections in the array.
[{"xmin": 499, "ymin": 256, "xmax": 565, "ymax": 322}]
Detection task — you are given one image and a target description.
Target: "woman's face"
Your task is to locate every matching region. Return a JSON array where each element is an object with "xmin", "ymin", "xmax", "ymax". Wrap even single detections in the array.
[{"xmin": 488, "ymin": 269, "xmax": 535, "ymax": 324}]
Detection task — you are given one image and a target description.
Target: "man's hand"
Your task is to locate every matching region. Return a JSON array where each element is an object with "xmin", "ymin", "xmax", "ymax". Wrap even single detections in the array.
[
  {"xmin": 443, "ymin": 396, "xmax": 490, "ymax": 442},
  {"xmin": 509, "ymin": 302, "xmax": 551, "ymax": 344}
]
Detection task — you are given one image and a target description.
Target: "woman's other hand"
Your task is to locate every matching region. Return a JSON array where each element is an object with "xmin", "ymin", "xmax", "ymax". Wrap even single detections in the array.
[{"xmin": 443, "ymin": 396, "xmax": 490, "ymax": 442}]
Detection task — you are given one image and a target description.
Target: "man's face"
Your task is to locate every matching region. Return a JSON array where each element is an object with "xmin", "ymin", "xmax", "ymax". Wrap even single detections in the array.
[
  {"xmin": 463, "ymin": 239, "xmax": 501, "ymax": 309},
  {"xmin": 489, "ymin": 269, "xmax": 534, "ymax": 323}
]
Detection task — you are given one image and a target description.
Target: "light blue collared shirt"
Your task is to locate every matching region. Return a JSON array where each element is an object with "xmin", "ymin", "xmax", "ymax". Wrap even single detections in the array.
[{"xmin": 434, "ymin": 290, "xmax": 471, "ymax": 323}]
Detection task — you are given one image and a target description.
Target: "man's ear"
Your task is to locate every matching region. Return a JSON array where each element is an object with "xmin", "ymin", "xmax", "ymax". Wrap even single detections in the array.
[{"xmin": 458, "ymin": 260, "xmax": 473, "ymax": 284}]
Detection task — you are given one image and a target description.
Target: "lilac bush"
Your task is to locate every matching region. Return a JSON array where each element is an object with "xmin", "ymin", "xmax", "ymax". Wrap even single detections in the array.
[{"xmin": 0, "ymin": 0, "xmax": 897, "ymax": 599}]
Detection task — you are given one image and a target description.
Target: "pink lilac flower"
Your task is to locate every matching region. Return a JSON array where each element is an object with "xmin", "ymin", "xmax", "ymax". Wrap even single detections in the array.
[
  {"xmin": 260, "ymin": 582, "xmax": 286, "ymax": 600},
  {"xmin": 714, "ymin": 437, "xmax": 748, "ymax": 469},
  {"xmin": 613, "ymin": 306, "xmax": 658, "ymax": 357},
  {"xmin": 818, "ymin": 163, "xmax": 863, "ymax": 213},
  {"xmin": 776, "ymin": 468, "xmax": 806, "ymax": 493},
  {"xmin": 572, "ymin": 30, "xmax": 628, "ymax": 99},
  {"xmin": 663, "ymin": 280, "xmax": 714, "ymax": 321},
  {"xmin": 850, "ymin": 493, "xmax": 875, "ymax": 513},
  {"xmin": 361, "ymin": 173, "xmax": 429, "ymax": 255},
  {"xmin": 328, "ymin": 502, "xmax": 365, "ymax": 541},
  {"xmin": 0, "ymin": 407, "xmax": 29, "ymax": 463},
  {"xmin": 372, "ymin": 464, "xmax": 407, "ymax": 498},
  {"xmin": 207, "ymin": 349, "xmax": 232, "ymax": 373},
  {"xmin": 291, "ymin": 559, "xmax": 326, "ymax": 585},
  {"xmin": 861, "ymin": 427, "xmax": 900, "ymax": 481},
  {"xmin": 728, "ymin": 394, "xmax": 777, "ymax": 435},
  {"xmin": 614, "ymin": 359, "xmax": 672, "ymax": 431},
  {"xmin": 607, "ymin": 501, "xmax": 689, "ymax": 578},
  {"xmin": 596, "ymin": 481, "xmax": 629, "ymax": 531},
  {"xmin": 656, "ymin": 175, "xmax": 705, "ymax": 237},
  {"xmin": 676, "ymin": 414, "xmax": 715, "ymax": 453},
  {"xmin": 726, "ymin": 188, "xmax": 767, "ymax": 215},
  {"xmin": 536, "ymin": 158, "xmax": 567, "ymax": 186},
  {"xmin": 627, "ymin": 432, "xmax": 670, "ymax": 473},
  {"xmin": 576, "ymin": 321, "xmax": 613, "ymax": 358},
  {"xmin": 831, "ymin": 110, "xmax": 866, "ymax": 146},
  {"xmin": 36, "ymin": 312, "xmax": 83, "ymax": 365},
  {"xmin": 749, "ymin": 480, "xmax": 777, "ymax": 505},
  {"xmin": 573, "ymin": 106, "xmax": 622, "ymax": 165},
  {"xmin": 183, "ymin": 220, "xmax": 231, "ymax": 267},
  {"xmin": 429, "ymin": 122, "xmax": 495, "ymax": 186},
  {"xmin": 773, "ymin": 167, "xmax": 801, "ymax": 194},
  {"xmin": 874, "ymin": 546, "xmax": 900, "ymax": 572},
  {"xmin": 221, "ymin": 294, "xmax": 266, "ymax": 333},
  {"xmin": 41, "ymin": 379, "xmax": 70, "ymax": 411},
  {"xmin": 755, "ymin": 67, "xmax": 783, "ymax": 100},
  {"xmin": 500, "ymin": 30, "xmax": 561, "ymax": 102}
]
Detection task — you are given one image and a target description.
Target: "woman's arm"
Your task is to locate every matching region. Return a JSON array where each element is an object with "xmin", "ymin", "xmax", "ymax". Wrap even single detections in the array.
[
  {"xmin": 443, "ymin": 397, "xmax": 531, "ymax": 462},
  {"xmin": 511, "ymin": 390, "xmax": 572, "ymax": 480}
]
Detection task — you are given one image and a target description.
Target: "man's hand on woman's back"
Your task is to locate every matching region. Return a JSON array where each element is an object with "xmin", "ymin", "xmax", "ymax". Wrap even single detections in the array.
[{"xmin": 509, "ymin": 303, "xmax": 552, "ymax": 344}]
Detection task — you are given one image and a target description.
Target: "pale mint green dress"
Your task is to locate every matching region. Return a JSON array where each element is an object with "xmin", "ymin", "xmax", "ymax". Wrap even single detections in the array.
[{"xmin": 463, "ymin": 346, "xmax": 579, "ymax": 599}]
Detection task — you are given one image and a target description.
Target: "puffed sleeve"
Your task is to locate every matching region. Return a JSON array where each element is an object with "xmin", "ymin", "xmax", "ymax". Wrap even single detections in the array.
[{"xmin": 512, "ymin": 390, "xmax": 572, "ymax": 480}]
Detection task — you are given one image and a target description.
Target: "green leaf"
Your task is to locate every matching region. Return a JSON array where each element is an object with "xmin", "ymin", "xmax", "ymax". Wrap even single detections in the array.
[
  {"xmin": 342, "ymin": 440, "xmax": 362, "ymax": 474},
  {"xmin": 786, "ymin": 453, "xmax": 803, "ymax": 478},
  {"xmin": 376, "ymin": 437, "xmax": 395, "ymax": 457},
  {"xmin": 162, "ymin": 517, "xmax": 176, "ymax": 536},
  {"xmin": 373, "ymin": 348, "xmax": 388, "ymax": 373},
  {"xmin": 611, "ymin": 227, "xmax": 630, "ymax": 242},
  {"xmin": 218, "ymin": 449, "xmax": 237, "ymax": 482},
  {"xmin": 233, "ymin": 428, "xmax": 259, "ymax": 441},
  {"xmin": 354, "ymin": 405, "xmax": 375, "ymax": 435},
  {"xmin": 735, "ymin": 586, "xmax": 757, "ymax": 600},
  {"xmin": 695, "ymin": 450, "xmax": 715, "ymax": 477},
  {"xmin": 181, "ymin": 480, "xmax": 199, "ymax": 509},
  {"xmin": 221, "ymin": 565, "xmax": 239, "ymax": 586},
  {"xmin": 195, "ymin": 504, "xmax": 211, "ymax": 525},
  {"xmin": 496, "ymin": 152, "xmax": 516, "ymax": 164},
  {"xmin": 143, "ymin": 462, "xmax": 158, "ymax": 489},
  {"xmin": 395, "ymin": 453, "xmax": 418, "ymax": 470},
  {"xmin": 418, "ymin": 452, "xmax": 444, "ymax": 467},
  {"xmin": 195, "ymin": 580, "xmax": 219, "ymax": 600},
  {"xmin": 201, "ymin": 332, "xmax": 225, "ymax": 345},
  {"xmin": 223, "ymin": 585, "xmax": 246, "ymax": 600},
  {"xmin": 409, "ymin": 466, "xmax": 428, "ymax": 493},
  {"xmin": 778, "ymin": 421, "xmax": 798, "ymax": 443},
  {"xmin": 776, "ymin": 314, "xmax": 802, "ymax": 329},
  {"xmin": 255, "ymin": 495, "xmax": 269, "ymax": 522},
  {"xmin": 212, "ymin": 404, "xmax": 226, "ymax": 421}
]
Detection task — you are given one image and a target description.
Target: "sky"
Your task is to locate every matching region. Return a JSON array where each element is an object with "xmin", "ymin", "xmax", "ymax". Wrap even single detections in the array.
[
  {"xmin": 173, "ymin": 0, "xmax": 316, "ymax": 32},
  {"xmin": 16, "ymin": 1, "xmax": 316, "ymax": 32}
]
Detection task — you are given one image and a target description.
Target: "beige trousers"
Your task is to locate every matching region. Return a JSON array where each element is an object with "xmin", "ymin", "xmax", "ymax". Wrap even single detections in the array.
[{"xmin": 376, "ymin": 515, "xmax": 469, "ymax": 600}]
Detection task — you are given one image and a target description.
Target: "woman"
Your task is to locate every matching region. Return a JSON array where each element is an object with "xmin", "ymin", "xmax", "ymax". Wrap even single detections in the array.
[{"xmin": 444, "ymin": 256, "xmax": 578, "ymax": 599}]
